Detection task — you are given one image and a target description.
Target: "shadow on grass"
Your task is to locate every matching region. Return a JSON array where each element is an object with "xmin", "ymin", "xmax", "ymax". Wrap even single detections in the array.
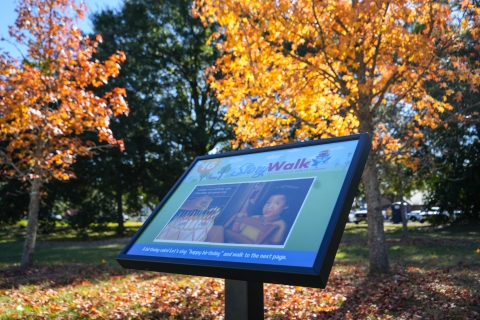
[
  {"xmin": 337, "ymin": 242, "xmax": 480, "ymax": 270},
  {"xmin": 314, "ymin": 261, "xmax": 480, "ymax": 319},
  {"xmin": 339, "ymin": 222, "xmax": 480, "ymax": 269},
  {"xmin": 0, "ymin": 263, "xmax": 134, "ymax": 289},
  {"xmin": 0, "ymin": 238, "xmax": 135, "ymax": 289},
  {"xmin": 0, "ymin": 238, "xmax": 130, "ymax": 266}
]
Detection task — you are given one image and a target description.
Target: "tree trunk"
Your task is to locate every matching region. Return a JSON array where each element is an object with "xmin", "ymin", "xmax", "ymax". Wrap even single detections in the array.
[
  {"xmin": 21, "ymin": 178, "xmax": 42, "ymax": 267},
  {"xmin": 363, "ymin": 154, "xmax": 390, "ymax": 274},
  {"xmin": 356, "ymin": 95, "xmax": 390, "ymax": 275},
  {"xmin": 116, "ymin": 191, "xmax": 125, "ymax": 236},
  {"xmin": 397, "ymin": 165, "xmax": 408, "ymax": 237}
]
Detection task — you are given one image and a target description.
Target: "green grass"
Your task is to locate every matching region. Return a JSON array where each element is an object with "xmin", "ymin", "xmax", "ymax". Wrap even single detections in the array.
[
  {"xmin": 2, "ymin": 220, "xmax": 478, "ymax": 270},
  {"xmin": 0, "ymin": 240, "xmax": 127, "ymax": 267},
  {"xmin": 0, "ymin": 220, "xmax": 143, "ymax": 244},
  {"xmin": 0, "ymin": 221, "xmax": 143, "ymax": 267},
  {"xmin": 339, "ymin": 221, "xmax": 480, "ymax": 267}
]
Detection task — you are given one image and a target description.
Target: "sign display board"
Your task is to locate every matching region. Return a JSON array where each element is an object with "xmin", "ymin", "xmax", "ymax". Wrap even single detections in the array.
[{"xmin": 117, "ymin": 134, "xmax": 371, "ymax": 288}]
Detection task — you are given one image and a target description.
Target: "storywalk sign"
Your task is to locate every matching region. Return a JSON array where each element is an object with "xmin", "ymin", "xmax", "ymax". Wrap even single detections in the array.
[{"xmin": 117, "ymin": 134, "xmax": 371, "ymax": 288}]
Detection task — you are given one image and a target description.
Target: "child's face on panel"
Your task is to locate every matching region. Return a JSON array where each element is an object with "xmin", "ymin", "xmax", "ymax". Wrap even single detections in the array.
[{"xmin": 262, "ymin": 194, "xmax": 288, "ymax": 218}]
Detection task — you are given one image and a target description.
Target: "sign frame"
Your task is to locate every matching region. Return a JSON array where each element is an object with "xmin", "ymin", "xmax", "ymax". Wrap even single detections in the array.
[{"xmin": 117, "ymin": 134, "xmax": 371, "ymax": 288}]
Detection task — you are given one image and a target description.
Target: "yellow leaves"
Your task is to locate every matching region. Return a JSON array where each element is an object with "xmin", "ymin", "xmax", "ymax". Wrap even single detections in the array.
[
  {"xmin": 196, "ymin": 0, "xmax": 477, "ymax": 149},
  {"xmin": 49, "ymin": 303, "xmax": 62, "ymax": 313},
  {"xmin": 458, "ymin": 73, "xmax": 468, "ymax": 81},
  {"xmin": 377, "ymin": 123, "xmax": 387, "ymax": 133},
  {"xmin": 91, "ymin": 79, "xmax": 103, "ymax": 88},
  {"xmin": 398, "ymin": 64, "xmax": 407, "ymax": 73},
  {"xmin": 385, "ymin": 139, "xmax": 400, "ymax": 152},
  {"xmin": 413, "ymin": 133, "xmax": 423, "ymax": 139}
]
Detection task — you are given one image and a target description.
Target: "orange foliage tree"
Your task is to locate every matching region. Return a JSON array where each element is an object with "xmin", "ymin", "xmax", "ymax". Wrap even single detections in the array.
[
  {"xmin": 195, "ymin": 0, "xmax": 480, "ymax": 274},
  {"xmin": 0, "ymin": 0, "xmax": 128, "ymax": 266}
]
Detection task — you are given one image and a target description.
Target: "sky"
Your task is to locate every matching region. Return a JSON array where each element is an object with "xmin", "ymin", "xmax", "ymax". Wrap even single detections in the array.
[{"xmin": 0, "ymin": 0, "xmax": 123, "ymax": 58}]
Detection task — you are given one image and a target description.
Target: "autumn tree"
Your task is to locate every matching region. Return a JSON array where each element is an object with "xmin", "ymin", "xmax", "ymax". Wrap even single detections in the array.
[
  {"xmin": 0, "ymin": 0, "xmax": 128, "ymax": 266},
  {"xmin": 54, "ymin": 0, "xmax": 233, "ymax": 236},
  {"xmin": 195, "ymin": 0, "xmax": 480, "ymax": 274}
]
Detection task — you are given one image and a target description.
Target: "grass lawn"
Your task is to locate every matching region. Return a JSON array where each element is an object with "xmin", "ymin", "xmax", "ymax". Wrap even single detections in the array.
[{"xmin": 0, "ymin": 221, "xmax": 479, "ymax": 319}]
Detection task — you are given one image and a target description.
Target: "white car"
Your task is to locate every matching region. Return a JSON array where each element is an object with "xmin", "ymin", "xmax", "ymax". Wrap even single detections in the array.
[
  {"xmin": 349, "ymin": 209, "xmax": 368, "ymax": 224},
  {"xmin": 419, "ymin": 207, "xmax": 449, "ymax": 221},
  {"xmin": 348, "ymin": 210, "xmax": 355, "ymax": 223},
  {"xmin": 453, "ymin": 210, "xmax": 463, "ymax": 220},
  {"xmin": 407, "ymin": 210, "xmax": 425, "ymax": 223}
]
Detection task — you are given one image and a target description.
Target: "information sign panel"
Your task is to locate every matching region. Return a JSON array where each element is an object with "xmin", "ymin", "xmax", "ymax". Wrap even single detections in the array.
[{"xmin": 117, "ymin": 134, "xmax": 371, "ymax": 288}]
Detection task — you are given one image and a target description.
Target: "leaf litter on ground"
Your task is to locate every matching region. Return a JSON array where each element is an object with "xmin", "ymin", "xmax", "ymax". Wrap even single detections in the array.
[{"xmin": 1, "ymin": 259, "xmax": 479, "ymax": 319}]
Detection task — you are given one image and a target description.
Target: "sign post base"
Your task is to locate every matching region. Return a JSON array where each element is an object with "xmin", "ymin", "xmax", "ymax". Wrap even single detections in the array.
[{"xmin": 225, "ymin": 279, "xmax": 263, "ymax": 319}]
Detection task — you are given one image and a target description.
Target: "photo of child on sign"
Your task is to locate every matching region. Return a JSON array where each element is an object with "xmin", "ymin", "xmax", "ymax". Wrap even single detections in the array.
[
  {"xmin": 226, "ymin": 190, "xmax": 292, "ymax": 245},
  {"xmin": 154, "ymin": 178, "xmax": 315, "ymax": 246}
]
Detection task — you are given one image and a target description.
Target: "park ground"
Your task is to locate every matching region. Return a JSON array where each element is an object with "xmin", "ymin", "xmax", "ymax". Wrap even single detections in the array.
[{"xmin": 0, "ymin": 221, "xmax": 479, "ymax": 319}]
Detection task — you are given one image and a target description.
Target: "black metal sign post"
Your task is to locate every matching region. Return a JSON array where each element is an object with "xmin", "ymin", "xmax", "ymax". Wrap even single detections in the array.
[
  {"xmin": 116, "ymin": 134, "xmax": 371, "ymax": 318},
  {"xmin": 225, "ymin": 280, "xmax": 263, "ymax": 319}
]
